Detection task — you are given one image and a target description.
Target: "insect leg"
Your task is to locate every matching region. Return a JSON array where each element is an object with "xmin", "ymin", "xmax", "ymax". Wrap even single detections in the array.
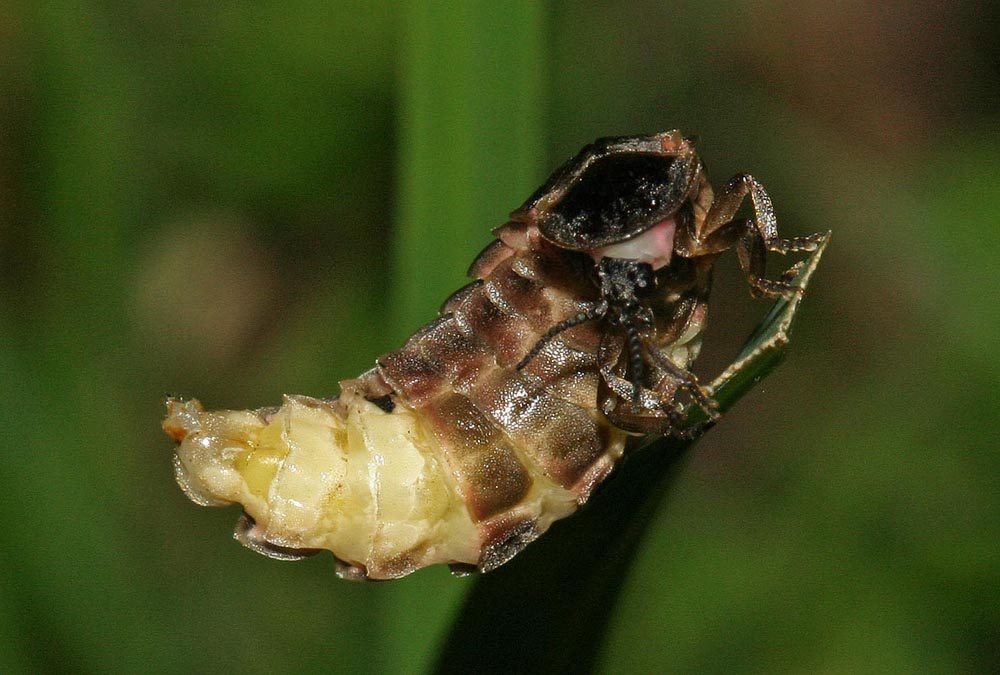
[
  {"xmin": 599, "ymin": 365, "xmax": 707, "ymax": 437},
  {"xmin": 701, "ymin": 174, "xmax": 816, "ymax": 250},
  {"xmin": 642, "ymin": 339, "xmax": 719, "ymax": 420},
  {"xmin": 699, "ymin": 175, "xmax": 824, "ymax": 298},
  {"xmin": 600, "ymin": 365, "xmax": 657, "ymax": 410}
]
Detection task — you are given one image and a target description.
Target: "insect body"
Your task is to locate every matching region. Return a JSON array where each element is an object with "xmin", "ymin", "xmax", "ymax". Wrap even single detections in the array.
[{"xmin": 164, "ymin": 131, "xmax": 823, "ymax": 580}]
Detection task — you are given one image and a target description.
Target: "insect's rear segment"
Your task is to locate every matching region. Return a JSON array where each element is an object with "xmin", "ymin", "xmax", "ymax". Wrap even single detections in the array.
[
  {"xmin": 165, "ymin": 393, "xmax": 482, "ymax": 579},
  {"xmin": 165, "ymin": 131, "xmax": 823, "ymax": 579}
]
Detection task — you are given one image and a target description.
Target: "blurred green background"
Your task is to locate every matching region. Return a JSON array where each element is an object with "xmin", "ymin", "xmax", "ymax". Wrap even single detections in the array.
[{"xmin": 1, "ymin": 2, "xmax": 998, "ymax": 673}]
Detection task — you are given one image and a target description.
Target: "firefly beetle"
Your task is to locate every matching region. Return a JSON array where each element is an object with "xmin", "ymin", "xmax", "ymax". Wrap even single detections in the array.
[{"xmin": 164, "ymin": 131, "xmax": 824, "ymax": 580}]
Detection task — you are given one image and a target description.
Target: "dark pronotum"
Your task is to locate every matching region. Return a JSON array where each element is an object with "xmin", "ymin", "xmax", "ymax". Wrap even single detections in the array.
[{"xmin": 163, "ymin": 131, "xmax": 825, "ymax": 580}]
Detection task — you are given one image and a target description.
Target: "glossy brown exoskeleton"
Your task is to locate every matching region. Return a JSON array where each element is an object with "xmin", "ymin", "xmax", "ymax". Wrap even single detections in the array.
[{"xmin": 164, "ymin": 131, "xmax": 824, "ymax": 579}]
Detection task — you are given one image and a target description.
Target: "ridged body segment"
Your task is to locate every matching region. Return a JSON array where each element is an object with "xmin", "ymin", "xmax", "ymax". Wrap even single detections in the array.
[{"xmin": 375, "ymin": 225, "xmax": 633, "ymax": 567}]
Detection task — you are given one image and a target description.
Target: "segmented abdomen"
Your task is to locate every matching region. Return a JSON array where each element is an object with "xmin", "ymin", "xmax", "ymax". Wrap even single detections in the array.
[
  {"xmin": 374, "ymin": 229, "xmax": 631, "ymax": 571},
  {"xmin": 165, "ymin": 229, "xmax": 632, "ymax": 579}
]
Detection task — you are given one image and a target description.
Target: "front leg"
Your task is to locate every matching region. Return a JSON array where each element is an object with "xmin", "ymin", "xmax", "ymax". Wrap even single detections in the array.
[
  {"xmin": 599, "ymin": 354, "xmax": 718, "ymax": 439},
  {"xmin": 698, "ymin": 174, "xmax": 825, "ymax": 298},
  {"xmin": 598, "ymin": 279, "xmax": 718, "ymax": 436}
]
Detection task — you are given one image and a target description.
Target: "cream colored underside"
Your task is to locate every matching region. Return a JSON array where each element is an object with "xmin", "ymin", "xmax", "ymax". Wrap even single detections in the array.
[{"xmin": 170, "ymin": 392, "xmax": 484, "ymax": 578}]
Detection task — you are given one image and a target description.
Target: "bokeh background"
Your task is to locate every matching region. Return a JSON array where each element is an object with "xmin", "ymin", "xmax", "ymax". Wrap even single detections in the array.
[{"xmin": 2, "ymin": 2, "xmax": 998, "ymax": 673}]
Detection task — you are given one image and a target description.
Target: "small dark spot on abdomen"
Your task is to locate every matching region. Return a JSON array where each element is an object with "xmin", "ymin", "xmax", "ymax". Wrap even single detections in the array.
[{"xmin": 367, "ymin": 394, "xmax": 396, "ymax": 413}]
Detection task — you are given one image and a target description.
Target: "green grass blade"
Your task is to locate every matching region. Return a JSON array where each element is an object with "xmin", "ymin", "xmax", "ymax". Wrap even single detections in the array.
[
  {"xmin": 432, "ymin": 235, "xmax": 830, "ymax": 674},
  {"xmin": 705, "ymin": 232, "xmax": 832, "ymax": 415},
  {"xmin": 388, "ymin": 4, "xmax": 545, "ymax": 673},
  {"xmin": 393, "ymin": 1, "xmax": 545, "ymax": 330}
]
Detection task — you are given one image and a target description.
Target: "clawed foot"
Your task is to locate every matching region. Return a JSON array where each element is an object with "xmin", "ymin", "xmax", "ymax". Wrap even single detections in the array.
[{"xmin": 601, "ymin": 364, "xmax": 719, "ymax": 437}]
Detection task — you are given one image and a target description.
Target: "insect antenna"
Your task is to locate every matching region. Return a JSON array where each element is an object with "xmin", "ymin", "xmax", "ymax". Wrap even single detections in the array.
[
  {"xmin": 623, "ymin": 311, "xmax": 645, "ymax": 404},
  {"xmin": 517, "ymin": 300, "xmax": 608, "ymax": 371}
]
